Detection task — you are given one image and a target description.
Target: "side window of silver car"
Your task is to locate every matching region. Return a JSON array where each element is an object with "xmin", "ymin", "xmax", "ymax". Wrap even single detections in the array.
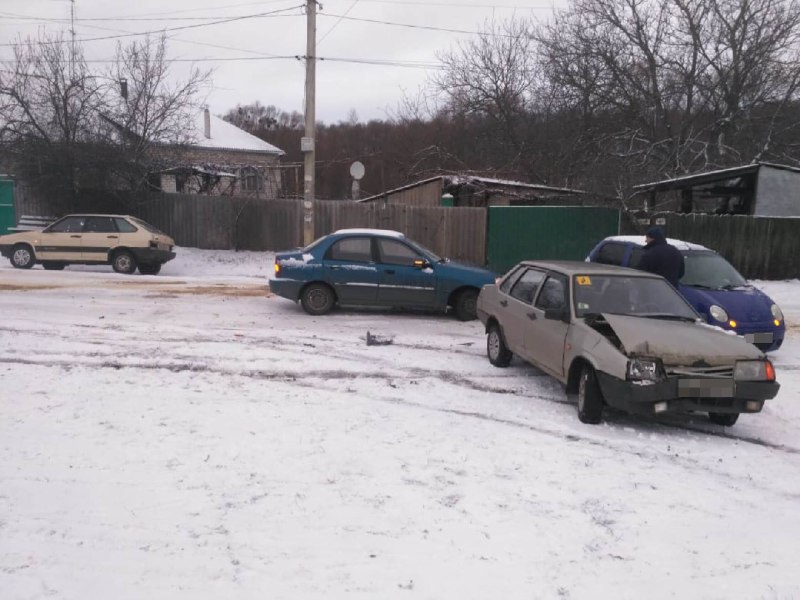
[
  {"xmin": 535, "ymin": 276, "xmax": 567, "ymax": 310},
  {"xmin": 509, "ymin": 268, "xmax": 545, "ymax": 305}
]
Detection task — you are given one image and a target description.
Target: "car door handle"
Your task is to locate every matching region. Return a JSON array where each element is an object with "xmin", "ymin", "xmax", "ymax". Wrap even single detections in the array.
[
  {"xmin": 107, "ymin": 235, "xmax": 118, "ymax": 239},
  {"xmin": 70, "ymin": 235, "xmax": 81, "ymax": 238},
  {"xmin": 385, "ymin": 269, "xmax": 395, "ymax": 275},
  {"xmin": 527, "ymin": 312, "xmax": 537, "ymax": 320},
  {"xmin": 500, "ymin": 300, "xmax": 508, "ymax": 307}
]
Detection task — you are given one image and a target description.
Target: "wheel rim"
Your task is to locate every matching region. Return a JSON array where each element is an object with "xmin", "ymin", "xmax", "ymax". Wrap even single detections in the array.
[
  {"xmin": 116, "ymin": 255, "xmax": 131, "ymax": 271},
  {"xmin": 578, "ymin": 372, "xmax": 586, "ymax": 412},
  {"xmin": 13, "ymin": 248, "xmax": 30, "ymax": 266},
  {"xmin": 308, "ymin": 288, "xmax": 330, "ymax": 311},
  {"xmin": 488, "ymin": 329, "xmax": 500, "ymax": 360}
]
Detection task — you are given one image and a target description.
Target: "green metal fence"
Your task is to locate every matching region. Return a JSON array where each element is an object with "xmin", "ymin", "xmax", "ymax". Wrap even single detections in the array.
[
  {"xmin": 0, "ymin": 178, "xmax": 15, "ymax": 235},
  {"xmin": 487, "ymin": 206, "xmax": 620, "ymax": 274}
]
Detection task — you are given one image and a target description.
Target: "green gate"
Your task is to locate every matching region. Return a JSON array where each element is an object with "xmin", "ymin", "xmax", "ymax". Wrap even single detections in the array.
[
  {"xmin": 487, "ymin": 206, "xmax": 620, "ymax": 274},
  {"xmin": 0, "ymin": 178, "xmax": 15, "ymax": 235}
]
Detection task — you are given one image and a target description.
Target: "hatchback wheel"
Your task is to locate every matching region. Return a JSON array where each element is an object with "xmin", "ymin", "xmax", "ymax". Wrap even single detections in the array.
[
  {"xmin": 577, "ymin": 365, "xmax": 604, "ymax": 424},
  {"xmin": 300, "ymin": 283, "xmax": 335, "ymax": 316},
  {"xmin": 11, "ymin": 244, "xmax": 35, "ymax": 269},
  {"xmin": 487, "ymin": 323, "xmax": 512, "ymax": 367},
  {"xmin": 42, "ymin": 262, "xmax": 66, "ymax": 271},
  {"xmin": 112, "ymin": 250, "xmax": 137, "ymax": 274}
]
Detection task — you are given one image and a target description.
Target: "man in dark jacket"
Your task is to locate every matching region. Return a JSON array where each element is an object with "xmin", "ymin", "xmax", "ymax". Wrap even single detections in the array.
[{"xmin": 636, "ymin": 226, "xmax": 685, "ymax": 288}]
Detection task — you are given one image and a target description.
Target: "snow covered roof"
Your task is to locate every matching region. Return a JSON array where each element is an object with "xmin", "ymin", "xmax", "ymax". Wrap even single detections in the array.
[
  {"xmin": 602, "ymin": 235, "xmax": 709, "ymax": 251},
  {"xmin": 357, "ymin": 175, "xmax": 587, "ymax": 203},
  {"xmin": 189, "ymin": 111, "xmax": 284, "ymax": 156},
  {"xmin": 333, "ymin": 228, "xmax": 404, "ymax": 237}
]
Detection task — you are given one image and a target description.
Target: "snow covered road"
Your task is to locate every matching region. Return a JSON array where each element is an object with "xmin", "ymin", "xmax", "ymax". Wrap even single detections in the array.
[{"xmin": 2, "ymin": 249, "xmax": 799, "ymax": 599}]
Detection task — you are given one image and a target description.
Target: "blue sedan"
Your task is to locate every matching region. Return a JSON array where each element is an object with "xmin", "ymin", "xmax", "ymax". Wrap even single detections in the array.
[
  {"xmin": 269, "ymin": 228, "xmax": 497, "ymax": 319},
  {"xmin": 586, "ymin": 236, "xmax": 786, "ymax": 352}
]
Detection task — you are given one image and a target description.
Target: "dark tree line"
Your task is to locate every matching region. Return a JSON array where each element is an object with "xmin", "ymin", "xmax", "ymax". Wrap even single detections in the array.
[{"xmin": 226, "ymin": 0, "xmax": 800, "ymax": 202}]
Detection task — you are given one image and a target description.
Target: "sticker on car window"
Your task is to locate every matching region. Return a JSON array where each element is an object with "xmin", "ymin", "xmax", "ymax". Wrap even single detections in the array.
[
  {"xmin": 576, "ymin": 276, "xmax": 592, "ymax": 285},
  {"xmin": 578, "ymin": 302, "xmax": 590, "ymax": 310}
]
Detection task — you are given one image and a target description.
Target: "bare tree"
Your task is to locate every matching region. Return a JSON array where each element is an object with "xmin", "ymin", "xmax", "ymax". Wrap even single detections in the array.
[
  {"xmin": 535, "ymin": 0, "xmax": 800, "ymax": 181},
  {"xmin": 0, "ymin": 32, "xmax": 104, "ymax": 209},
  {"xmin": 0, "ymin": 33, "xmax": 211, "ymax": 211}
]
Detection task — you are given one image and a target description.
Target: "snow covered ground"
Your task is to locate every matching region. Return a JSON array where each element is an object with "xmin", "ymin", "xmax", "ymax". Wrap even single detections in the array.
[{"xmin": 1, "ymin": 247, "xmax": 799, "ymax": 599}]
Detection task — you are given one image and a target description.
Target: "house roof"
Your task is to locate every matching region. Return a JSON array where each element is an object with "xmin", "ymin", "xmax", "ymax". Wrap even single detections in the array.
[
  {"xmin": 191, "ymin": 111, "xmax": 284, "ymax": 156},
  {"xmin": 357, "ymin": 174, "xmax": 586, "ymax": 203},
  {"xmin": 632, "ymin": 162, "xmax": 800, "ymax": 193}
]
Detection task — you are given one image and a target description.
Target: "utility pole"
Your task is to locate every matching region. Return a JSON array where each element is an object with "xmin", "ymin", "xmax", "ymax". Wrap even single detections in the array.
[{"xmin": 301, "ymin": 0, "xmax": 317, "ymax": 246}]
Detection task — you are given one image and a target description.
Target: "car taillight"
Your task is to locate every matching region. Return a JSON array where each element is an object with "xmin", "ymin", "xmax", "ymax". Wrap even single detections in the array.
[
  {"xmin": 274, "ymin": 261, "xmax": 281, "ymax": 276},
  {"xmin": 765, "ymin": 360, "xmax": 776, "ymax": 382}
]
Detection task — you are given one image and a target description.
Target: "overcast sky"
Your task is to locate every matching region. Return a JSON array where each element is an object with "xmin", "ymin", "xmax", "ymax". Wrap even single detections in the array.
[{"xmin": 1, "ymin": 0, "xmax": 564, "ymax": 124}]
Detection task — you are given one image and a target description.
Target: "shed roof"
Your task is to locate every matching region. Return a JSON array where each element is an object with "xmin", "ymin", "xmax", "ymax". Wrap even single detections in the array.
[
  {"xmin": 632, "ymin": 162, "xmax": 800, "ymax": 193},
  {"xmin": 358, "ymin": 174, "xmax": 587, "ymax": 203}
]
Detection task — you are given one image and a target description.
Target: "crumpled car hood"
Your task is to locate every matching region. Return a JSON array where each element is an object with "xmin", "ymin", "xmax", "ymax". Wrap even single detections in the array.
[{"xmin": 602, "ymin": 313, "xmax": 763, "ymax": 366}]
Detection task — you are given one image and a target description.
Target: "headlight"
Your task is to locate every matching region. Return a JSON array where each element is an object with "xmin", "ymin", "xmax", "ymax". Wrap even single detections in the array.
[
  {"xmin": 771, "ymin": 304, "xmax": 783, "ymax": 321},
  {"xmin": 709, "ymin": 304, "xmax": 728, "ymax": 323},
  {"xmin": 734, "ymin": 360, "xmax": 776, "ymax": 382},
  {"xmin": 627, "ymin": 358, "xmax": 663, "ymax": 381}
]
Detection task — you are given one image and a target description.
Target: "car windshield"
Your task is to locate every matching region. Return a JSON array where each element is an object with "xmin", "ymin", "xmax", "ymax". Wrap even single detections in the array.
[
  {"xmin": 681, "ymin": 251, "xmax": 748, "ymax": 289},
  {"xmin": 129, "ymin": 217, "xmax": 166, "ymax": 236},
  {"xmin": 405, "ymin": 239, "xmax": 442, "ymax": 263},
  {"xmin": 573, "ymin": 274, "xmax": 698, "ymax": 320}
]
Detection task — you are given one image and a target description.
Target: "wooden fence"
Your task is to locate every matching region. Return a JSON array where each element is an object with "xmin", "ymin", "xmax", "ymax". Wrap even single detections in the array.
[
  {"xmin": 132, "ymin": 193, "xmax": 488, "ymax": 266},
  {"xmin": 621, "ymin": 212, "xmax": 800, "ymax": 280}
]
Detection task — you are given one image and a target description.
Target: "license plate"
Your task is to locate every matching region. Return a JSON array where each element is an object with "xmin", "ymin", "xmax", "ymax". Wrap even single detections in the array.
[
  {"xmin": 678, "ymin": 379, "xmax": 735, "ymax": 398},
  {"xmin": 744, "ymin": 332, "xmax": 773, "ymax": 343}
]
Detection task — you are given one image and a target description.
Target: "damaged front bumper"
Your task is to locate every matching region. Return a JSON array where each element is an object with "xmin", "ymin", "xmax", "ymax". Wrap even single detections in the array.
[{"xmin": 595, "ymin": 372, "xmax": 780, "ymax": 416}]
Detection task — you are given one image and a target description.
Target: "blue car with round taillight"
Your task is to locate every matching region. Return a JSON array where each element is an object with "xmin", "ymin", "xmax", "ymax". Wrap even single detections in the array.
[{"xmin": 586, "ymin": 236, "xmax": 785, "ymax": 352}]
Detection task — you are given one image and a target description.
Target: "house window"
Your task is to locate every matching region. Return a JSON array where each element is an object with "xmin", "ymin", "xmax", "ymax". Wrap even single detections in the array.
[{"xmin": 240, "ymin": 168, "xmax": 262, "ymax": 192}]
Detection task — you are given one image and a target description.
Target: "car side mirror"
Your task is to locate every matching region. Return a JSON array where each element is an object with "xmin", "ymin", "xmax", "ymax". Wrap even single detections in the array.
[
  {"xmin": 544, "ymin": 307, "xmax": 570, "ymax": 323},
  {"xmin": 413, "ymin": 258, "xmax": 430, "ymax": 269}
]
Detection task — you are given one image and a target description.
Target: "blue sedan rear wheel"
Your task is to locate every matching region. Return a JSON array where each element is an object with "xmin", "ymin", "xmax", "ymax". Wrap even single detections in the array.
[{"xmin": 301, "ymin": 283, "xmax": 335, "ymax": 316}]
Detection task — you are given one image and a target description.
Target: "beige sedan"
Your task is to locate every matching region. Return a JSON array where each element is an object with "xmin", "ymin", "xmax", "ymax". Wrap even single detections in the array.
[
  {"xmin": 0, "ymin": 214, "xmax": 175, "ymax": 275},
  {"xmin": 477, "ymin": 261, "xmax": 779, "ymax": 426}
]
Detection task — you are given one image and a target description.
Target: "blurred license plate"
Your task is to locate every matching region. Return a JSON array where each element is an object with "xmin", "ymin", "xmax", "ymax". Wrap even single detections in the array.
[
  {"xmin": 158, "ymin": 243, "xmax": 170, "ymax": 251},
  {"xmin": 744, "ymin": 332, "xmax": 773, "ymax": 343},
  {"xmin": 678, "ymin": 379, "xmax": 735, "ymax": 398}
]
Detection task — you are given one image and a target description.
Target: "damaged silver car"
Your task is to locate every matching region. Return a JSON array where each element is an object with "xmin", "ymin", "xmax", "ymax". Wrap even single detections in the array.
[{"xmin": 476, "ymin": 261, "xmax": 780, "ymax": 426}]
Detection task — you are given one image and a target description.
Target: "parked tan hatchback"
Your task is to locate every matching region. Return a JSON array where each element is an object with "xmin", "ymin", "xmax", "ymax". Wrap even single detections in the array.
[
  {"xmin": 0, "ymin": 214, "xmax": 176, "ymax": 275},
  {"xmin": 477, "ymin": 260, "xmax": 779, "ymax": 427}
]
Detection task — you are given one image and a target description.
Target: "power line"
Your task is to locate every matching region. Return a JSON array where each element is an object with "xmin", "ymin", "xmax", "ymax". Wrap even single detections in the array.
[
  {"xmin": 0, "ymin": 5, "xmax": 305, "ymax": 47},
  {"xmin": 318, "ymin": 0, "xmax": 360, "ymax": 45},
  {"xmin": 318, "ymin": 12, "xmax": 527, "ymax": 37}
]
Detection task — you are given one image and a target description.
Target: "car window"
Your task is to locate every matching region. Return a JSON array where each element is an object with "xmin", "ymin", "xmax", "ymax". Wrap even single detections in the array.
[
  {"xmin": 499, "ymin": 266, "xmax": 525, "ymax": 294},
  {"xmin": 114, "ymin": 218, "xmax": 137, "ymax": 233},
  {"xmin": 573, "ymin": 274, "xmax": 697, "ymax": 319},
  {"xmin": 377, "ymin": 238, "xmax": 420, "ymax": 266},
  {"xmin": 129, "ymin": 217, "xmax": 166, "ymax": 235},
  {"xmin": 327, "ymin": 237, "xmax": 373, "ymax": 262},
  {"xmin": 596, "ymin": 242, "xmax": 627, "ymax": 266},
  {"xmin": 83, "ymin": 217, "xmax": 116, "ymax": 233},
  {"xmin": 535, "ymin": 275, "xmax": 567, "ymax": 310},
  {"xmin": 509, "ymin": 268, "xmax": 545, "ymax": 304},
  {"xmin": 47, "ymin": 216, "xmax": 85, "ymax": 233},
  {"xmin": 682, "ymin": 251, "xmax": 747, "ymax": 288}
]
